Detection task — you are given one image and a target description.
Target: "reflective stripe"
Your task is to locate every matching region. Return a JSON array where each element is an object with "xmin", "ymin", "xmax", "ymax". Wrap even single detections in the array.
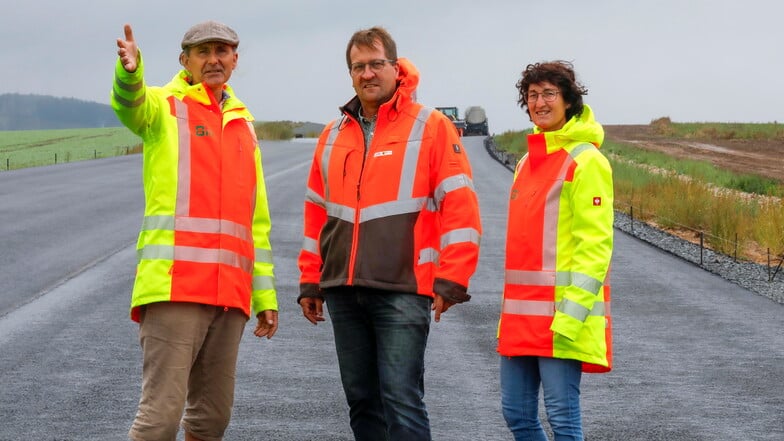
[
  {"xmin": 246, "ymin": 121, "xmax": 257, "ymax": 144},
  {"xmin": 506, "ymin": 269, "xmax": 559, "ymax": 286},
  {"xmin": 317, "ymin": 108, "xmax": 454, "ymax": 227},
  {"xmin": 142, "ymin": 215, "xmax": 175, "ymax": 230},
  {"xmin": 503, "ymin": 299, "xmax": 555, "ymax": 316},
  {"xmin": 326, "ymin": 202, "xmax": 355, "ymax": 223},
  {"xmin": 301, "ymin": 236, "xmax": 319, "ymax": 255},
  {"xmin": 571, "ymin": 272, "xmax": 603, "ymax": 296},
  {"xmin": 114, "ymin": 76, "xmax": 144, "ymax": 93},
  {"xmin": 558, "ymin": 298, "xmax": 590, "ymax": 322},
  {"xmin": 517, "ymin": 143, "xmax": 597, "ymax": 271},
  {"xmin": 138, "ymin": 244, "xmax": 173, "ymax": 261},
  {"xmin": 305, "ymin": 188, "xmax": 325, "ymax": 208},
  {"xmin": 397, "ymin": 107, "xmax": 431, "ymax": 199},
  {"xmin": 321, "ymin": 121, "xmax": 342, "ymax": 202},
  {"xmin": 253, "ymin": 274, "xmax": 276, "ymax": 290},
  {"xmin": 434, "ymin": 174, "xmax": 475, "ymax": 210},
  {"xmin": 248, "ymin": 121, "xmax": 258, "ymax": 215},
  {"xmin": 514, "ymin": 153, "xmax": 529, "ymax": 179},
  {"xmin": 178, "ymin": 218, "xmax": 251, "ymax": 242},
  {"xmin": 569, "ymin": 143, "xmax": 595, "ymax": 159},
  {"xmin": 255, "ymin": 248, "xmax": 273, "ymax": 264},
  {"xmin": 535, "ymin": 143, "xmax": 596, "ymax": 269},
  {"xmin": 112, "ymin": 77, "xmax": 145, "ymax": 109},
  {"xmin": 141, "ymin": 215, "xmax": 252, "ymax": 242},
  {"xmin": 441, "ymin": 227, "xmax": 481, "ymax": 249},
  {"xmin": 360, "ymin": 198, "xmax": 426, "ymax": 222},
  {"xmin": 505, "ymin": 269, "xmax": 603, "ymax": 295},
  {"xmin": 503, "ymin": 299, "xmax": 607, "ymax": 317},
  {"xmin": 172, "ymin": 99, "xmax": 192, "ymax": 215},
  {"xmin": 419, "ymin": 247, "xmax": 439, "ymax": 265},
  {"xmin": 112, "ymin": 90, "xmax": 145, "ymax": 108},
  {"xmin": 541, "ymin": 158, "xmax": 573, "ymax": 270},
  {"xmin": 138, "ymin": 244, "xmax": 252, "ymax": 273}
]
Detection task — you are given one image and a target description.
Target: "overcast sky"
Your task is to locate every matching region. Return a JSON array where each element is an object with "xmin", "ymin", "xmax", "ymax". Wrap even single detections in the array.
[{"xmin": 3, "ymin": 0, "xmax": 782, "ymax": 134}]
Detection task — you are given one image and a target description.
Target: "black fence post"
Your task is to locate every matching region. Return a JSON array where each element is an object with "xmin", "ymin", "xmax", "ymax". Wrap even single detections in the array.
[
  {"xmin": 773, "ymin": 251, "xmax": 783, "ymax": 282},
  {"xmin": 734, "ymin": 233, "xmax": 738, "ymax": 262},
  {"xmin": 699, "ymin": 232, "xmax": 704, "ymax": 265}
]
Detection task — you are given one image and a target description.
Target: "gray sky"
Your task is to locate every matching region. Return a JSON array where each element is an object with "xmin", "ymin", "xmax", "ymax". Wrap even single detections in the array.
[{"xmin": 3, "ymin": 0, "xmax": 782, "ymax": 134}]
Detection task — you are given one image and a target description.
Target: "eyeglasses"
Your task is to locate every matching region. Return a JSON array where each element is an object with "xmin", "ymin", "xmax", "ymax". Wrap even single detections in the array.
[
  {"xmin": 350, "ymin": 59, "xmax": 396, "ymax": 76},
  {"xmin": 526, "ymin": 90, "xmax": 560, "ymax": 103}
]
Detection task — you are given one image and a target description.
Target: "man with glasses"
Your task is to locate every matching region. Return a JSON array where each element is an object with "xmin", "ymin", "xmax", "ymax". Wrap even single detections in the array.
[{"xmin": 297, "ymin": 26, "xmax": 482, "ymax": 441}]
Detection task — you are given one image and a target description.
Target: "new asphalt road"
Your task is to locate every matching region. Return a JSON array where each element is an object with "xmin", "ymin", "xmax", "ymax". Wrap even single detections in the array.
[{"xmin": 0, "ymin": 136, "xmax": 781, "ymax": 440}]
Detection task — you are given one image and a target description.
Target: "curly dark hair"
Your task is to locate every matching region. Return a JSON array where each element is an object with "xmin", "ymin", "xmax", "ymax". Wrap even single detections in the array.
[{"xmin": 516, "ymin": 60, "xmax": 587, "ymax": 122}]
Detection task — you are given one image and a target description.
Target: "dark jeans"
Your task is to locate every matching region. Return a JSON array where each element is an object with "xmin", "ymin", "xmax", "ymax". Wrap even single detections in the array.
[{"xmin": 325, "ymin": 287, "xmax": 432, "ymax": 441}]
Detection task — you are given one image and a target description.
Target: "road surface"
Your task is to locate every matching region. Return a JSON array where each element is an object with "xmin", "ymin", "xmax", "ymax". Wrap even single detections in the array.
[{"xmin": 0, "ymin": 136, "xmax": 781, "ymax": 440}]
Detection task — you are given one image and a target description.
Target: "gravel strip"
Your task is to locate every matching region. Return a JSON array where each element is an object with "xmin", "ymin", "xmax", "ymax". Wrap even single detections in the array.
[{"xmin": 613, "ymin": 211, "xmax": 784, "ymax": 304}]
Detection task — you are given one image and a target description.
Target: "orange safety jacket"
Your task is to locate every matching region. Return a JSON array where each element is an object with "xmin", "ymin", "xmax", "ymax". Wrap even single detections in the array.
[
  {"xmin": 298, "ymin": 58, "xmax": 481, "ymax": 303},
  {"xmin": 497, "ymin": 105, "xmax": 613, "ymax": 372},
  {"xmin": 112, "ymin": 53, "xmax": 277, "ymax": 322}
]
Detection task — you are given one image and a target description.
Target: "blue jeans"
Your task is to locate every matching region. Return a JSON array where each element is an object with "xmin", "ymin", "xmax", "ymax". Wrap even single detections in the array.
[
  {"xmin": 325, "ymin": 287, "xmax": 432, "ymax": 441},
  {"xmin": 500, "ymin": 356, "xmax": 583, "ymax": 441}
]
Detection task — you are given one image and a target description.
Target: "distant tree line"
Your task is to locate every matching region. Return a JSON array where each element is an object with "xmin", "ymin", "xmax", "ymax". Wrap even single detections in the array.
[{"xmin": 0, "ymin": 93, "xmax": 122, "ymax": 131}]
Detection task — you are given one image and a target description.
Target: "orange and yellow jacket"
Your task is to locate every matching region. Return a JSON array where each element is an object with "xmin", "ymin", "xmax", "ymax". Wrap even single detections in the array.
[
  {"xmin": 298, "ymin": 58, "xmax": 481, "ymax": 304},
  {"xmin": 497, "ymin": 105, "xmax": 613, "ymax": 372},
  {"xmin": 111, "ymin": 52, "xmax": 277, "ymax": 322}
]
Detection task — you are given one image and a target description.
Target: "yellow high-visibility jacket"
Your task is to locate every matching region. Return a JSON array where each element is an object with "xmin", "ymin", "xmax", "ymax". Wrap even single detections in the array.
[
  {"xmin": 111, "ymin": 52, "xmax": 277, "ymax": 322},
  {"xmin": 498, "ymin": 105, "xmax": 614, "ymax": 372}
]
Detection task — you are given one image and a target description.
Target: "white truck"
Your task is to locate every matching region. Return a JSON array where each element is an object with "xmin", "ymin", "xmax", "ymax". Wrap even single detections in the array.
[{"xmin": 464, "ymin": 106, "xmax": 489, "ymax": 136}]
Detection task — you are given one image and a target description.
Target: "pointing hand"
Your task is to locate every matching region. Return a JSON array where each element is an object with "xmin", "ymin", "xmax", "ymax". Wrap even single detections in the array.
[{"xmin": 116, "ymin": 24, "xmax": 139, "ymax": 73}]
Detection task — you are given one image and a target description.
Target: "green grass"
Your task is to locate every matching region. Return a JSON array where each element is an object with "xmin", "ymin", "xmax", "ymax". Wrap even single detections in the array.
[
  {"xmin": 651, "ymin": 117, "xmax": 784, "ymax": 141},
  {"xmin": 493, "ymin": 129, "xmax": 533, "ymax": 154},
  {"xmin": 491, "ymin": 122, "xmax": 784, "ymax": 263},
  {"xmin": 0, "ymin": 127, "xmax": 142, "ymax": 170},
  {"xmin": 0, "ymin": 121, "xmax": 319, "ymax": 171},
  {"xmin": 602, "ymin": 140, "xmax": 783, "ymax": 197},
  {"xmin": 493, "ymin": 129, "xmax": 783, "ymax": 196}
]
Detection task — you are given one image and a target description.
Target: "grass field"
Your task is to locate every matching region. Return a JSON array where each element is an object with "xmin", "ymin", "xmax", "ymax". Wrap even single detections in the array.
[
  {"xmin": 0, "ymin": 127, "xmax": 142, "ymax": 170},
  {"xmin": 492, "ymin": 121, "xmax": 784, "ymax": 263},
  {"xmin": 0, "ymin": 121, "xmax": 313, "ymax": 171}
]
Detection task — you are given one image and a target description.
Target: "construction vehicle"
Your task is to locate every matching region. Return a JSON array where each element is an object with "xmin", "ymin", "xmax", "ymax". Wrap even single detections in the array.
[
  {"xmin": 464, "ymin": 106, "xmax": 489, "ymax": 136},
  {"xmin": 435, "ymin": 106, "xmax": 466, "ymax": 136}
]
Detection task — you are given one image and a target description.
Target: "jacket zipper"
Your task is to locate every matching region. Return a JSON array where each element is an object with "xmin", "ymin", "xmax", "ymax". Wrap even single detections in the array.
[{"xmin": 345, "ymin": 119, "xmax": 370, "ymax": 285}]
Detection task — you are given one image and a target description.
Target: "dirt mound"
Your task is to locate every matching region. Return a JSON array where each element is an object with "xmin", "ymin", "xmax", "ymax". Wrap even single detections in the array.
[{"xmin": 604, "ymin": 125, "xmax": 784, "ymax": 183}]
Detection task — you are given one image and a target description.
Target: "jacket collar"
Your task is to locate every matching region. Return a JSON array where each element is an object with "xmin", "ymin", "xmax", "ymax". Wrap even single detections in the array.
[
  {"xmin": 165, "ymin": 70, "xmax": 246, "ymax": 113},
  {"xmin": 530, "ymin": 104, "xmax": 604, "ymax": 154}
]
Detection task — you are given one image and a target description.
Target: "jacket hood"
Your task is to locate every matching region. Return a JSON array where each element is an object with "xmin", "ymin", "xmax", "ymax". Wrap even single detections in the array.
[
  {"xmin": 533, "ymin": 104, "xmax": 604, "ymax": 153},
  {"xmin": 394, "ymin": 57, "xmax": 419, "ymax": 104}
]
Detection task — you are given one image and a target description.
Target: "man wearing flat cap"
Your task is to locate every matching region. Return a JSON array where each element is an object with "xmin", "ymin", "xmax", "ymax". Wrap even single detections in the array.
[{"xmin": 113, "ymin": 21, "xmax": 278, "ymax": 441}]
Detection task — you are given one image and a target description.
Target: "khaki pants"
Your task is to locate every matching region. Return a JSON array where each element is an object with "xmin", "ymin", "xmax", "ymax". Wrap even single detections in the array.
[{"xmin": 128, "ymin": 302, "xmax": 246, "ymax": 441}]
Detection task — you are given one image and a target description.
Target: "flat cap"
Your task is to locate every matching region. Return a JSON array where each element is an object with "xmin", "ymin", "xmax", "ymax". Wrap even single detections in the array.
[{"xmin": 181, "ymin": 20, "xmax": 239, "ymax": 49}]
